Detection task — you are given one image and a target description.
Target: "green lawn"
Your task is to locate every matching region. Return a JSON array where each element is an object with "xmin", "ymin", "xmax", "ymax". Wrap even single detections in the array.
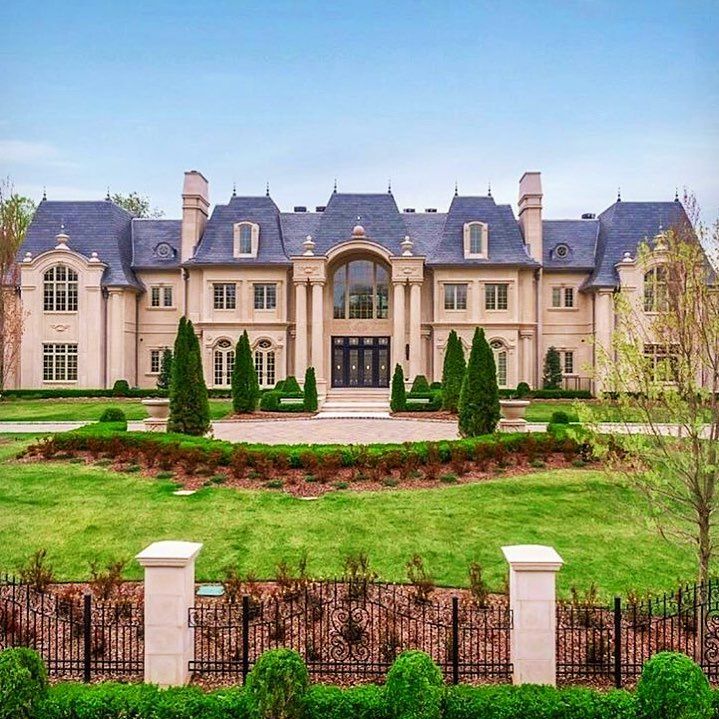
[
  {"xmin": 0, "ymin": 398, "xmax": 233, "ymax": 422},
  {"xmin": 0, "ymin": 436, "xmax": 700, "ymax": 599}
]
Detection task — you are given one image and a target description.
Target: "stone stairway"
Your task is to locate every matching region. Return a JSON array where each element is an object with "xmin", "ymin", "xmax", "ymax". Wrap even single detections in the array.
[{"xmin": 315, "ymin": 388, "xmax": 391, "ymax": 419}]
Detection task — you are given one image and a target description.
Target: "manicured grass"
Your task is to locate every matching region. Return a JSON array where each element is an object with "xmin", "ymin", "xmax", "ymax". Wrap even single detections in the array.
[
  {"xmin": 0, "ymin": 437, "xmax": 701, "ymax": 598},
  {"xmin": 0, "ymin": 397, "xmax": 233, "ymax": 422}
]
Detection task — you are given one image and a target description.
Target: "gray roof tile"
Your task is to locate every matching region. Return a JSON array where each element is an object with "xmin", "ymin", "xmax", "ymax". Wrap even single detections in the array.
[
  {"xmin": 131, "ymin": 219, "xmax": 181, "ymax": 268},
  {"xmin": 543, "ymin": 219, "xmax": 598, "ymax": 270}
]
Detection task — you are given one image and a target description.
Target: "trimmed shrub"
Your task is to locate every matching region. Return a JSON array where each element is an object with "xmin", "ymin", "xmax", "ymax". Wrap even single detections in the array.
[
  {"xmin": 386, "ymin": 650, "xmax": 443, "ymax": 719},
  {"xmin": 99, "ymin": 407, "xmax": 126, "ymax": 423},
  {"xmin": 441, "ymin": 330, "xmax": 466, "ymax": 413},
  {"xmin": 411, "ymin": 375, "xmax": 430, "ymax": 393},
  {"xmin": 246, "ymin": 648, "xmax": 309, "ymax": 719},
  {"xmin": 0, "ymin": 648, "xmax": 47, "ymax": 719},
  {"xmin": 515, "ymin": 381, "xmax": 531, "ymax": 398},
  {"xmin": 232, "ymin": 331, "xmax": 260, "ymax": 413},
  {"xmin": 304, "ymin": 684, "xmax": 387, "ymax": 719},
  {"xmin": 260, "ymin": 391, "xmax": 306, "ymax": 412},
  {"xmin": 636, "ymin": 651, "xmax": 711, "ymax": 719},
  {"xmin": 458, "ymin": 328, "xmax": 500, "ymax": 437},
  {"xmin": 543, "ymin": 346, "xmax": 563, "ymax": 390},
  {"xmin": 111, "ymin": 379, "xmax": 130, "ymax": 397},
  {"xmin": 304, "ymin": 367, "xmax": 318, "ymax": 412},
  {"xmin": 430, "ymin": 381, "xmax": 442, "ymax": 390},
  {"xmin": 530, "ymin": 389, "xmax": 592, "ymax": 399},
  {"xmin": 551, "ymin": 410, "xmax": 570, "ymax": 424},
  {"xmin": 156, "ymin": 348, "xmax": 173, "ymax": 391},
  {"xmin": 283, "ymin": 376, "xmax": 302, "ymax": 393},
  {"xmin": 390, "ymin": 364, "xmax": 406, "ymax": 412},
  {"xmin": 405, "ymin": 390, "xmax": 443, "ymax": 412}
]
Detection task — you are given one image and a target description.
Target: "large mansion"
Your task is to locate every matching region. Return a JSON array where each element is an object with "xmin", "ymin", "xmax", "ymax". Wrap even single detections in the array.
[{"xmin": 10, "ymin": 170, "xmax": 688, "ymax": 398}]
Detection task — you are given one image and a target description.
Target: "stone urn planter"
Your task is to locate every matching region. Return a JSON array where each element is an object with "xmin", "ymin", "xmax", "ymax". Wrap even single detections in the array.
[
  {"xmin": 498, "ymin": 399, "xmax": 531, "ymax": 432},
  {"xmin": 141, "ymin": 398, "xmax": 170, "ymax": 432}
]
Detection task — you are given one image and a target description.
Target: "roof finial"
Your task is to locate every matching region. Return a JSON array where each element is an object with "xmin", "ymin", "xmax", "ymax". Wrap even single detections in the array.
[
  {"xmin": 42, "ymin": 186, "xmax": 47, "ymax": 201},
  {"xmin": 265, "ymin": 181, "xmax": 270, "ymax": 197},
  {"xmin": 232, "ymin": 182, "xmax": 237, "ymax": 198},
  {"xmin": 454, "ymin": 181, "xmax": 458, "ymax": 197},
  {"xmin": 617, "ymin": 186, "xmax": 622, "ymax": 202},
  {"xmin": 387, "ymin": 178, "xmax": 392, "ymax": 194},
  {"xmin": 674, "ymin": 187, "xmax": 679, "ymax": 202},
  {"xmin": 487, "ymin": 181, "xmax": 492, "ymax": 197},
  {"xmin": 105, "ymin": 187, "xmax": 111, "ymax": 201},
  {"xmin": 333, "ymin": 178, "xmax": 338, "ymax": 194}
]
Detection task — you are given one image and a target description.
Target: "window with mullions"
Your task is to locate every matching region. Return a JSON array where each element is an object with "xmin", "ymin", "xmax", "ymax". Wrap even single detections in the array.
[
  {"xmin": 644, "ymin": 267, "xmax": 667, "ymax": 313},
  {"xmin": 239, "ymin": 225, "xmax": 252, "ymax": 254},
  {"xmin": 43, "ymin": 343, "xmax": 78, "ymax": 381},
  {"xmin": 213, "ymin": 283, "xmax": 236, "ymax": 310},
  {"xmin": 444, "ymin": 284, "xmax": 467, "ymax": 310},
  {"xmin": 150, "ymin": 349, "xmax": 162, "ymax": 374},
  {"xmin": 254, "ymin": 339, "xmax": 276, "ymax": 387},
  {"xmin": 644, "ymin": 343, "xmax": 679, "ymax": 382},
  {"xmin": 150, "ymin": 286, "xmax": 173, "ymax": 308},
  {"xmin": 213, "ymin": 339, "xmax": 234, "ymax": 387},
  {"xmin": 485, "ymin": 284, "xmax": 508, "ymax": 310},
  {"xmin": 551, "ymin": 286, "xmax": 574, "ymax": 309},
  {"xmin": 333, "ymin": 261, "xmax": 389, "ymax": 319},
  {"xmin": 43, "ymin": 266, "xmax": 78, "ymax": 312},
  {"xmin": 254, "ymin": 283, "xmax": 277, "ymax": 310},
  {"xmin": 489, "ymin": 340, "xmax": 507, "ymax": 387}
]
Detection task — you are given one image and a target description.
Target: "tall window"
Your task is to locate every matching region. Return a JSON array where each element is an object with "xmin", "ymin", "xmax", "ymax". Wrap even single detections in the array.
[
  {"xmin": 239, "ymin": 225, "xmax": 252, "ymax": 254},
  {"xmin": 644, "ymin": 267, "xmax": 667, "ymax": 312},
  {"xmin": 444, "ymin": 283, "xmax": 467, "ymax": 310},
  {"xmin": 254, "ymin": 283, "xmax": 277, "ymax": 310},
  {"xmin": 213, "ymin": 283, "xmax": 236, "ymax": 310},
  {"xmin": 43, "ymin": 266, "xmax": 78, "ymax": 312},
  {"xmin": 213, "ymin": 339, "xmax": 235, "ymax": 387},
  {"xmin": 489, "ymin": 340, "xmax": 507, "ymax": 387},
  {"xmin": 485, "ymin": 284, "xmax": 508, "ymax": 310},
  {"xmin": 333, "ymin": 260, "xmax": 389, "ymax": 319},
  {"xmin": 150, "ymin": 286, "xmax": 173, "ymax": 308},
  {"xmin": 43, "ymin": 343, "xmax": 78, "ymax": 381},
  {"xmin": 254, "ymin": 339, "xmax": 276, "ymax": 387},
  {"xmin": 150, "ymin": 349, "xmax": 162, "ymax": 374},
  {"xmin": 562, "ymin": 350, "xmax": 574, "ymax": 375},
  {"xmin": 470, "ymin": 225, "xmax": 483, "ymax": 254},
  {"xmin": 551, "ymin": 286, "xmax": 574, "ymax": 309},
  {"xmin": 465, "ymin": 222, "xmax": 487, "ymax": 257}
]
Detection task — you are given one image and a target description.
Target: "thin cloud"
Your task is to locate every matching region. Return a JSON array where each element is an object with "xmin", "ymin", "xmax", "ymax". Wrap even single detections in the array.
[{"xmin": 0, "ymin": 140, "xmax": 78, "ymax": 169}]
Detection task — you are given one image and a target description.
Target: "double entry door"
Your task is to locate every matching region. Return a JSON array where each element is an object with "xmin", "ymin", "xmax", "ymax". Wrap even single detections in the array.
[{"xmin": 331, "ymin": 336, "xmax": 390, "ymax": 388}]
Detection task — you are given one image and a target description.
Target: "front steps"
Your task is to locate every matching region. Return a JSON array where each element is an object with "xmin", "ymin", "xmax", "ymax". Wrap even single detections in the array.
[{"xmin": 315, "ymin": 388, "xmax": 391, "ymax": 419}]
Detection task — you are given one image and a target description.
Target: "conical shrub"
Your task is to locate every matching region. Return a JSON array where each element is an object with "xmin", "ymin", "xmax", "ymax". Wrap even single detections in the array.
[
  {"xmin": 390, "ymin": 364, "xmax": 407, "ymax": 412},
  {"xmin": 232, "ymin": 330, "xmax": 260, "ymax": 413},
  {"xmin": 442, "ymin": 330, "xmax": 466, "ymax": 413},
  {"xmin": 458, "ymin": 327, "xmax": 500, "ymax": 437}
]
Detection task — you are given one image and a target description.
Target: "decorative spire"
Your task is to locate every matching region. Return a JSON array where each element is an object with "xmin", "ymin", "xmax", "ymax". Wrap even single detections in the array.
[
  {"xmin": 265, "ymin": 182, "xmax": 270, "ymax": 197},
  {"xmin": 487, "ymin": 181, "xmax": 492, "ymax": 198},
  {"xmin": 105, "ymin": 187, "xmax": 111, "ymax": 201},
  {"xmin": 387, "ymin": 178, "xmax": 392, "ymax": 194},
  {"xmin": 454, "ymin": 181, "xmax": 458, "ymax": 197},
  {"xmin": 232, "ymin": 182, "xmax": 237, "ymax": 198},
  {"xmin": 42, "ymin": 186, "xmax": 47, "ymax": 201},
  {"xmin": 333, "ymin": 178, "xmax": 338, "ymax": 194},
  {"xmin": 617, "ymin": 187, "xmax": 622, "ymax": 202},
  {"xmin": 674, "ymin": 187, "xmax": 679, "ymax": 202}
]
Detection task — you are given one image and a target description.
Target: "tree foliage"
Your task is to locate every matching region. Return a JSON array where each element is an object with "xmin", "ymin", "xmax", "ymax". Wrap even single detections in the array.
[
  {"xmin": 458, "ymin": 327, "xmax": 500, "ymax": 437},
  {"xmin": 390, "ymin": 363, "xmax": 407, "ymax": 412},
  {"xmin": 441, "ymin": 330, "xmax": 466, "ymax": 412},
  {"xmin": 231, "ymin": 330, "xmax": 260, "ymax": 413},
  {"xmin": 167, "ymin": 317, "xmax": 210, "ymax": 435},
  {"xmin": 303, "ymin": 367, "xmax": 318, "ymax": 412},
  {"xmin": 542, "ymin": 346, "xmax": 563, "ymax": 390},
  {"xmin": 156, "ymin": 348, "xmax": 173, "ymax": 390},
  {"xmin": 111, "ymin": 191, "xmax": 164, "ymax": 218}
]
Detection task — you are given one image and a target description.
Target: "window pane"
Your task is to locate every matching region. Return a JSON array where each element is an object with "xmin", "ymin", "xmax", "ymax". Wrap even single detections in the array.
[
  {"xmin": 564, "ymin": 288, "xmax": 574, "ymax": 308},
  {"xmin": 456, "ymin": 284, "xmax": 467, "ymax": 309},
  {"xmin": 564, "ymin": 351, "xmax": 574, "ymax": 374},
  {"xmin": 376, "ymin": 265, "xmax": 388, "ymax": 318},
  {"xmin": 444, "ymin": 285, "xmax": 455, "ymax": 310},
  {"xmin": 254, "ymin": 350, "xmax": 264, "ymax": 385},
  {"xmin": 552, "ymin": 287, "xmax": 561, "ymax": 307},
  {"xmin": 470, "ymin": 225, "xmax": 482, "ymax": 254},
  {"xmin": 348, "ymin": 261, "xmax": 374, "ymax": 319},
  {"xmin": 226, "ymin": 351, "xmax": 235, "ymax": 385},
  {"xmin": 226, "ymin": 284, "xmax": 236, "ymax": 309},
  {"xmin": 333, "ymin": 266, "xmax": 346, "ymax": 318},
  {"xmin": 163, "ymin": 287, "xmax": 173, "ymax": 307},
  {"xmin": 496, "ymin": 350, "xmax": 507, "ymax": 386},
  {"xmin": 151, "ymin": 287, "xmax": 160, "ymax": 307},
  {"xmin": 485, "ymin": 284, "xmax": 495, "ymax": 310},
  {"xmin": 254, "ymin": 284, "xmax": 264, "ymax": 309},
  {"xmin": 265, "ymin": 284, "xmax": 276, "ymax": 310},
  {"xmin": 240, "ymin": 225, "xmax": 252, "ymax": 254},
  {"xmin": 266, "ymin": 351, "xmax": 275, "ymax": 386},
  {"xmin": 214, "ymin": 351, "xmax": 223, "ymax": 386},
  {"xmin": 213, "ymin": 284, "xmax": 224, "ymax": 309}
]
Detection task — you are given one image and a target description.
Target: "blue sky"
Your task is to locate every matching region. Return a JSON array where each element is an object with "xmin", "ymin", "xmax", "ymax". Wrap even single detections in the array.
[{"xmin": 1, "ymin": 1, "xmax": 717, "ymax": 220}]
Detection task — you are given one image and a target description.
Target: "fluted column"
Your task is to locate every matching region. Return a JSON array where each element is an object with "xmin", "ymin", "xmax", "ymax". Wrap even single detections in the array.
[
  {"xmin": 310, "ymin": 281, "xmax": 324, "ymax": 379},
  {"xmin": 392, "ymin": 281, "xmax": 406, "ymax": 372},
  {"xmin": 294, "ymin": 280, "xmax": 308, "ymax": 379},
  {"xmin": 520, "ymin": 331, "xmax": 534, "ymax": 387},
  {"xmin": 409, "ymin": 282, "xmax": 422, "ymax": 380}
]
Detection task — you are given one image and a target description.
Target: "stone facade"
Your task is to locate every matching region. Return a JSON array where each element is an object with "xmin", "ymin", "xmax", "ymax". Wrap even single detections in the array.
[{"xmin": 10, "ymin": 170, "xmax": 690, "ymax": 396}]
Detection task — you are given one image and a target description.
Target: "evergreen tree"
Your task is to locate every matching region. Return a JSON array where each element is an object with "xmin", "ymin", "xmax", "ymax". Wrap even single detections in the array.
[
  {"xmin": 410, "ymin": 375, "xmax": 430, "ymax": 393},
  {"xmin": 390, "ymin": 364, "xmax": 407, "ymax": 412},
  {"xmin": 458, "ymin": 327, "xmax": 500, "ymax": 437},
  {"xmin": 542, "ymin": 346, "xmax": 563, "ymax": 390},
  {"xmin": 303, "ymin": 366, "xmax": 318, "ymax": 412},
  {"xmin": 156, "ymin": 348, "xmax": 173, "ymax": 390},
  {"xmin": 168, "ymin": 317, "xmax": 210, "ymax": 435},
  {"xmin": 442, "ymin": 330, "xmax": 466, "ymax": 413},
  {"xmin": 231, "ymin": 330, "xmax": 260, "ymax": 413}
]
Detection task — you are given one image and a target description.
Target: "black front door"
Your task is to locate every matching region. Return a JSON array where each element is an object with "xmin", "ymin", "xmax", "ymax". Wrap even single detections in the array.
[{"xmin": 332, "ymin": 337, "xmax": 390, "ymax": 388}]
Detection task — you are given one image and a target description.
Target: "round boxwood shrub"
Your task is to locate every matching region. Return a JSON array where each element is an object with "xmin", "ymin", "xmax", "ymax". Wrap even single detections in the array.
[
  {"xmin": 515, "ymin": 381, "xmax": 531, "ymax": 398},
  {"xmin": 386, "ymin": 650, "xmax": 443, "ymax": 719},
  {"xmin": 99, "ymin": 407, "xmax": 127, "ymax": 423},
  {"xmin": 550, "ymin": 410, "xmax": 570, "ymax": 425},
  {"xmin": 410, "ymin": 375, "xmax": 431, "ymax": 393},
  {"xmin": 636, "ymin": 651, "xmax": 711, "ymax": 719},
  {"xmin": 111, "ymin": 379, "xmax": 131, "ymax": 397},
  {"xmin": 246, "ymin": 648, "xmax": 309, "ymax": 719},
  {"xmin": 0, "ymin": 648, "xmax": 48, "ymax": 719}
]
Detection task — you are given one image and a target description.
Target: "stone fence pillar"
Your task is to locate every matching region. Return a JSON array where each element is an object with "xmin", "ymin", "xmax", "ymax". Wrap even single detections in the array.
[
  {"xmin": 502, "ymin": 544, "xmax": 563, "ymax": 686},
  {"xmin": 136, "ymin": 540, "xmax": 203, "ymax": 687}
]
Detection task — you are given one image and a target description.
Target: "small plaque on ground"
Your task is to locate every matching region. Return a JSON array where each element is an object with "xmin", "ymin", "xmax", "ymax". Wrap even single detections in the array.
[
  {"xmin": 196, "ymin": 584, "xmax": 225, "ymax": 597},
  {"xmin": 172, "ymin": 489, "xmax": 196, "ymax": 496}
]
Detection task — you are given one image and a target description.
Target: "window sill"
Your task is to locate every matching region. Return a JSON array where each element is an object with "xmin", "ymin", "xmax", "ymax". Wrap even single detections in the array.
[
  {"xmin": 548, "ymin": 307, "xmax": 579, "ymax": 312},
  {"xmin": 43, "ymin": 310, "xmax": 78, "ymax": 315},
  {"xmin": 254, "ymin": 308, "xmax": 277, "ymax": 313},
  {"xmin": 213, "ymin": 307, "xmax": 237, "ymax": 312},
  {"xmin": 147, "ymin": 306, "xmax": 177, "ymax": 311},
  {"xmin": 43, "ymin": 380, "xmax": 78, "ymax": 384}
]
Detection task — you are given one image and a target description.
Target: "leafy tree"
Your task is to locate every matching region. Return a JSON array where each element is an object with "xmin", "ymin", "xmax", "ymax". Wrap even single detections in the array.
[
  {"xmin": 111, "ymin": 191, "xmax": 164, "ymax": 218},
  {"xmin": 441, "ymin": 330, "xmax": 466, "ymax": 412},
  {"xmin": 542, "ymin": 346, "xmax": 563, "ymax": 389},
  {"xmin": 390, "ymin": 364, "xmax": 407, "ymax": 412},
  {"xmin": 231, "ymin": 330, "xmax": 260, "ymax": 413},
  {"xmin": 303, "ymin": 367, "xmax": 318, "ymax": 412},
  {"xmin": 458, "ymin": 327, "xmax": 500, "ymax": 437},
  {"xmin": 156, "ymin": 348, "xmax": 173, "ymax": 390},
  {"xmin": 167, "ymin": 317, "xmax": 210, "ymax": 435}
]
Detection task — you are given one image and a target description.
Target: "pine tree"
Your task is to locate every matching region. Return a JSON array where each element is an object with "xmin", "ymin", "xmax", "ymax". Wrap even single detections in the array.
[
  {"xmin": 542, "ymin": 346, "xmax": 563, "ymax": 390},
  {"xmin": 303, "ymin": 366, "xmax": 318, "ymax": 412},
  {"xmin": 167, "ymin": 317, "xmax": 210, "ymax": 435},
  {"xmin": 231, "ymin": 330, "xmax": 260, "ymax": 413},
  {"xmin": 442, "ymin": 330, "xmax": 466, "ymax": 413},
  {"xmin": 390, "ymin": 364, "xmax": 407, "ymax": 412},
  {"xmin": 156, "ymin": 348, "xmax": 173, "ymax": 390},
  {"xmin": 458, "ymin": 327, "xmax": 500, "ymax": 437}
]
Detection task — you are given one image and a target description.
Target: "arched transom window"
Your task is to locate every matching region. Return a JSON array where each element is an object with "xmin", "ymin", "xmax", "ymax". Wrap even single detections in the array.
[
  {"xmin": 254, "ymin": 339, "xmax": 276, "ymax": 387},
  {"xmin": 44, "ymin": 265, "xmax": 78, "ymax": 312},
  {"xmin": 213, "ymin": 339, "xmax": 235, "ymax": 387},
  {"xmin": 643, "ymin": 267, "xmax": 667, "ymax": 312},
  {"xmin": 490, "ymin": 339, "xmax": 508, "ymax": 387},
  {"xmin": 333, "ymin": 260, "xmax": 389, "ymax": 320}
]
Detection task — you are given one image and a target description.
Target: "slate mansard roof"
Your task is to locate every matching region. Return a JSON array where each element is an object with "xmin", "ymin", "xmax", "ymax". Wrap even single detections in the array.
[{"xmin": 19, "ymin": 191, "xmax": 692, "ymax": 291}]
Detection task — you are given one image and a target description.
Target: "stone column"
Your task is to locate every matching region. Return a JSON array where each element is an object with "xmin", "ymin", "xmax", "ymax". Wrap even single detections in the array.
[
  {"xmin": 392, "ymin": 281, "xmax": 406, "ymax": 373},
  {"xmin": 136, "ymin": 540, "xmax": 203, "ymax": 688},
  {"xmin": 310, "ymin": 281, "xmax": 324, "ymax": 380},
  {"xmin": 520, "ymin": 331, "xmax": 534, "ymax": 387},
  {"xmin": 594, "ymin": 290, "xmax": 614, "ymax": 395},
  {"xmin": 294, "ymin": 280, "xmax": 308, "ymax": 379},
  {"xmin": 408, "ymin": 282, "xmax": 422, "ymax": 380},
  {"xmin": 502, "ymin": 544, "xmax": 563, "ymax": 686}
]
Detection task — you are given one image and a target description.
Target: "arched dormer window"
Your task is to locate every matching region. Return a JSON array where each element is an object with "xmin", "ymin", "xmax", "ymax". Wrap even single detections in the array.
[
  {"xmin": 233, "ymin": 222, "xmax": 260, "ymax": 258},
  {"xmin": 489, "ymin": 339, "xmax": 508, "ymax": 387},
  {"xmin": 643, "ymin": 266, "xmax": 667, "ymax": 313},
  {"xmin": 463, "ymin": 222, "xmax": 488, "ymax": 258},
  {"xmin": 44, "ymin": 265, "xmax": 78, "ymax": 312}
]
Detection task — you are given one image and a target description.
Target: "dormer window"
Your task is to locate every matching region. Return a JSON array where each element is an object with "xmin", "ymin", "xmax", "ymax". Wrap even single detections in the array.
[
  {"xmin": 463, "ymin": 222, "xmax": 488, "ymax": 258},
  {"xmin": 233, "ymin": 222, "xmax": 259, "ymax": 258}
]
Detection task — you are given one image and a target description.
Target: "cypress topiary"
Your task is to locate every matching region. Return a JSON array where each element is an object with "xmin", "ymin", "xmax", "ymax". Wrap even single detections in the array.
[
  {"xmin": 303, "ymin": 367, "xmax": 318, "ymax": 412},
  {"xmin": 167, "ymin": 317, "xmax": 211, "ymax": 435},
  {"xmin": 283, "ymin": 376, "xmax": 302, "ymax": 393},
  {"xmin": 156, "ymin": 348, "xmax": 173, "ymax": 390},
  {"xmin": 542, "ymin": 346, "xmax": 563, "ymax": 390},
  {"xmin": 441, "ymin": 330, "xmax": 466, "ymax": 413},
  {"xmin": 458, "ymin": 327, "xmax": 500, "ymax": 437},
  {"xmin": 410, "ymin": 375, "xmax": 430, "ymax": 393},
  {"xmin": 231, "ymin": 331, "xmax": 260, "ymax": 413},
  {"xmin": 390, "ymin": 364, "xmax": 407, "ymax": 412}
]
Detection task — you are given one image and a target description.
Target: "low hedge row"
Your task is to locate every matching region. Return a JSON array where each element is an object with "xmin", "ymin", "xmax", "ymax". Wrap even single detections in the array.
[
  {"xmin": 259, "ymin": 391, "xmax": 307, "ymax": 413},
  {"xmin": 0, "ymin": 388, "xmax": 234, "ymax": 400},
  {"xmin": 404, "ymin": 389, "xmax": 443, "ymax": 412},
  {"xmin": 497, "ymin": 388, "xmax": 593, "ymax": 400}
]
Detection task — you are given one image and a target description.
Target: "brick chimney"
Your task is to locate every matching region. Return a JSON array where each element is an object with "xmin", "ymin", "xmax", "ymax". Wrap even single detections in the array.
[
  {"xmin": 518, "ymin": 172, "xmax": 543, "ymax": 262},
  {"xmin": 181, "ymin": 171, "xmax": 209, "ymax": 262}
]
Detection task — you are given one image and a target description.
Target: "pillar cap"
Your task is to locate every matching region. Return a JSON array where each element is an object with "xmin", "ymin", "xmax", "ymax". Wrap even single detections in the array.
[
  {"xmin": 502, "ymin": 544, "xmax": 563, "ymax": 571},
  {"xmin": 136, "ymin": 540, "xmax": 203, "ymax": 567}
]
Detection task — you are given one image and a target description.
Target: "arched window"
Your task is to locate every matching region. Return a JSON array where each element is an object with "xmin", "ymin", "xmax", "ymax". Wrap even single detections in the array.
[
  {"xmin": 44, "ymin": 265, "xmax": 78, "ymax": 312},
  {"xmin": 254, "ymin": 339, "xmax": 276, "ymax": 387},
  {"xmin": 213, "ymin": 339, "xmax": 235, "ymax": 387},
  {"xmin": 239, "ymin": 225, "xmax": 252, "ymax": 254},
  {"xmin": 332, "ymin": 260, "xmax": 389, "ymax": 319},
  {"xmin": 233, "ymin": 222, "xmax": 259, "ymax": 257},
  {"xmin": 464, "ymin": 222, "xmax": 488, "ymax": 257},
  {"xmin": 490, "ymin": 339, "xmax": 508, "ymax": 387},
  {"xmin": 644, "ymin": 267, "xmax": 667, "ymax": 312}
]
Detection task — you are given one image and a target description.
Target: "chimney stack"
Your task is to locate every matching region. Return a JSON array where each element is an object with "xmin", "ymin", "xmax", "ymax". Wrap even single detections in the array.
[
  {"xmin": 518, "ymin": 172, "xmax": 543, "ymax": 262},
  {"xmin": 181, "ymin": 171, "xmax": 209, "ymax": 262}
]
